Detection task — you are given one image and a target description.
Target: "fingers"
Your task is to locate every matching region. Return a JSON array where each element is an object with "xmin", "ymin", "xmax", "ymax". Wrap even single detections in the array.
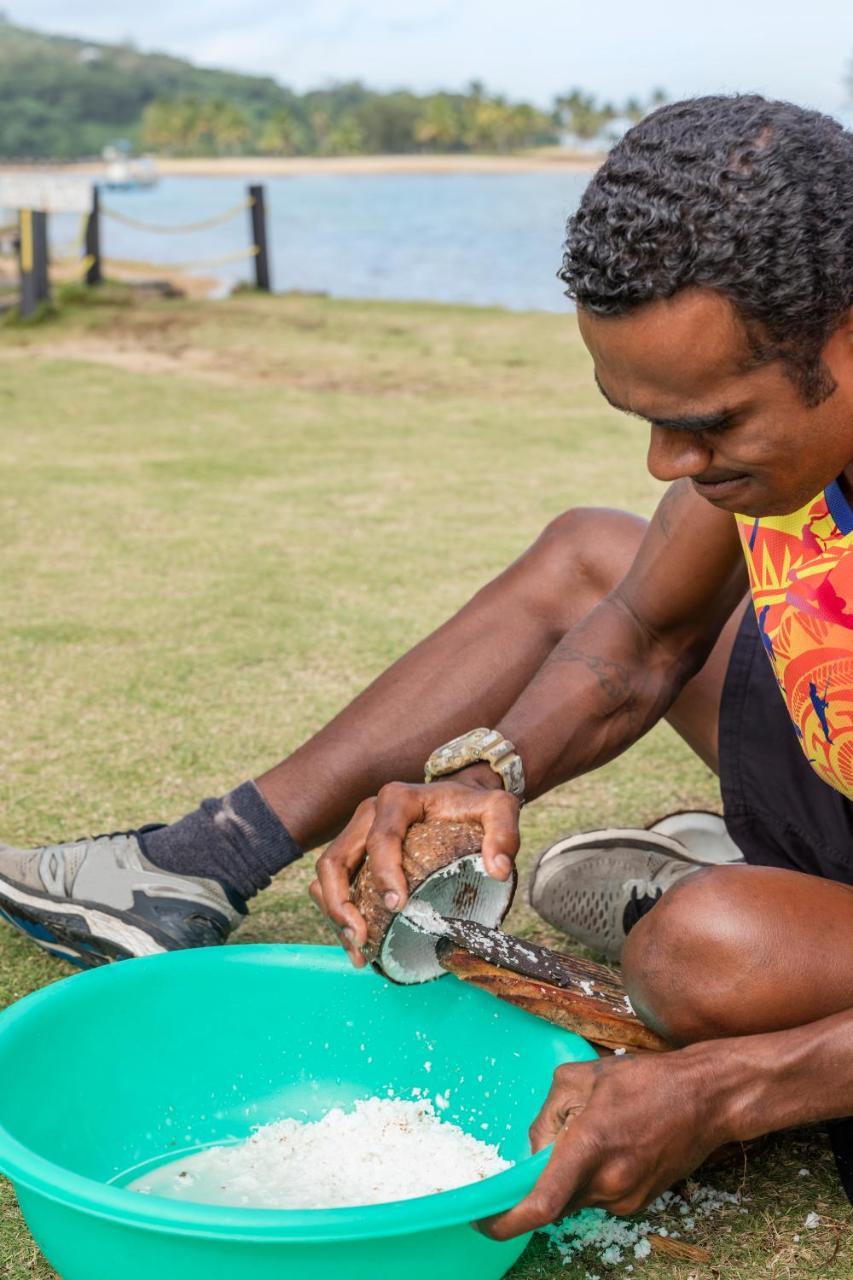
[
  {"xmin": 477, "ymin": 790, "xmax": 521, "ymax": 880},
  {"xmin": 415, "ymin": 781, "xmax": 520, "ymax": 882},
  {"xmin": 479, "ymin": 1064, "xmax": 600, "ymax": 1240},
  {"xmin": 361, "ymin": 782, "xmax": 426, "ymax": 910},
  {"xmin": 313, "ymin": 799, "xmax": 377, "ymax": 960},
  {"xmin": 528, "ymin": 1062, "xmax": 597, "ymax": 1152},
  {"xmin": 308, "ymin": 877, "xmax": 366, "ymax": 968},
  {"xmin": 477, "ymin": 1125, "xmax": 598, "ymax": 1241}
]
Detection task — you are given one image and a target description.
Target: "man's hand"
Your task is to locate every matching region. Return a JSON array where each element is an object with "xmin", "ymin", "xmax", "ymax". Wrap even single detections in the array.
[
  {"xmin": 309, "ymin": 770, "xmax": 520, "ymax": 967},
  {"xmin": 479, "ymin": 1045, "xmax": 730, "ymax": 1239}
]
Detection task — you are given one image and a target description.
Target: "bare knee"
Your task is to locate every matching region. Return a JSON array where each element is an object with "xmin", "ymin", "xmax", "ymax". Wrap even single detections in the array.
[
  {"xmin": 517, "ymin": 506, "xmax": 646, "ymax": 631},
  {"xmin": 622, "ymin": 866, "xmax": 754, "ymax": 1046}
]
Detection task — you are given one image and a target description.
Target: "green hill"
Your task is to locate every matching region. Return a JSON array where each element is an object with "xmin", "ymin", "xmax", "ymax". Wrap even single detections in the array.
[{"xmin": 0, "ymin": 19, "xmax": 294, "ymax": 158}]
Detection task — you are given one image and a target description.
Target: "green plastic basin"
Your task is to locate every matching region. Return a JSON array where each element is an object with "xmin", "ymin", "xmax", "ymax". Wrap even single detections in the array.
[{"xmin": 0, "ymin": 944, "xmax": 596, "ymax": 1280}]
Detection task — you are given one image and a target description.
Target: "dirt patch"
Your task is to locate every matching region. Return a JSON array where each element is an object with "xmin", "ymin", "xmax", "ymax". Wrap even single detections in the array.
[
  {"xmin": 0, "ymin": 337, "xmax": 239, "ymax": 383},
  {"xmin": 0, "ymin": 334, "xmax": 446, "ymax": 396}
]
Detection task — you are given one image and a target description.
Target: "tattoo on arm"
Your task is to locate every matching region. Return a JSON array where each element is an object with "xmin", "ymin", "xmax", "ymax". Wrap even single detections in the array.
[{"xmin": 548, "ymin": 642, "xmax": 640, "ymax": 728}]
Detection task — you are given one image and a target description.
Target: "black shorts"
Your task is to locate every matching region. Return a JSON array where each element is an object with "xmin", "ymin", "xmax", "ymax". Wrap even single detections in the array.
[{"xmin": 719, "ymin": 605, "xmax": 853, "ymax": 1198}]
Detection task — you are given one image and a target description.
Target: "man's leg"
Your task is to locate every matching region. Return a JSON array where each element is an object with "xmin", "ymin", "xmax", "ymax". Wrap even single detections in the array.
[
  {"xmin": 140, "ymin": 504, "xmax": 652, "ymax": 900},
  {"xmin": 622, "ymin": 865, "xmax": 853, "ymax": 1205},
  {"xmin": 622, "ymin": 864, "xmax": 853, "ymax": 1044}
]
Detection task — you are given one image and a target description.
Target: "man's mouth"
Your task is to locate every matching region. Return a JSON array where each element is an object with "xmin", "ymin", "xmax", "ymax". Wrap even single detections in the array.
[{"xmin": 690, "ymin": 473, "xmax": 749, "ymax": 500}]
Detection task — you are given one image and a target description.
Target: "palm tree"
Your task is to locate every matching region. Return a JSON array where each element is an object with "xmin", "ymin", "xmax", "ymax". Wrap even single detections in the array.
[
  {"xmin": 209, "ymin": 100, "xmax": 251, "ymax": 154},
  {"xmin": 414, "ymin": 95, "xmax": 463, "ymax": 151},
  {"xmin": 554, "ymin": 89, "xmax": 613, "ymax": 141},
  {"xmin": 322, "ymin": 112, "xmax": 366, "ymax": 155},
  {"xmin": 257, "ymin": 108, "xmax": 306, "ymax": 156}
]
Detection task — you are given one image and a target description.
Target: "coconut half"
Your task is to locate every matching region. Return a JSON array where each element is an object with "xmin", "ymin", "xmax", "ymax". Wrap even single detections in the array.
[{"xmin": 352, "ymin": 819, "xmax": 516, "ymax": 984}]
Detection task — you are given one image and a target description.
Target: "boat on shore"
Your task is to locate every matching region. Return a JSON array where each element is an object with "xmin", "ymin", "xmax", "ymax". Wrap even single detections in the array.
[{"xmin": 102, "ymin": 145, "xmax": 158, "ymax": 191}]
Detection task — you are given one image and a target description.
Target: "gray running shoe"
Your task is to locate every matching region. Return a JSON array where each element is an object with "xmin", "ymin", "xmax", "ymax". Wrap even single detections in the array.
[
  {"xmin": 526, "ymin": 814, "xmax": 744, "ymax": 962},
  {"xmin": 0, "ymin": 828, "xmax": 245, "ymax": 968},
  {"xmin": 646, "ymin": 809, "xmax": 744, "ymax": 864}
]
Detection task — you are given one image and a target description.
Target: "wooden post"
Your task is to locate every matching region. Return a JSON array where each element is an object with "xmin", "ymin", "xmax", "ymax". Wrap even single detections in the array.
[
  {"xmin": 248, "ymin": 183, "xmax": 271, "ymax": 292},
  {"xmin": 18, "ymin": 208, "xmax": 50, "ymax": 318},
  {"xmin": 84, "ymin": 187, "xmax": 102, "ymax": 286},
  {"xmin": 33, "ymin": 210, "xmax": 49, "ymax": 302}
]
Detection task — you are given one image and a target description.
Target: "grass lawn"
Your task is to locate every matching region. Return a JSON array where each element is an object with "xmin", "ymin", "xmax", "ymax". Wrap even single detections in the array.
[{"xmin": 1, "ymin": 287, "xmax": 851, "ymax": 1278}]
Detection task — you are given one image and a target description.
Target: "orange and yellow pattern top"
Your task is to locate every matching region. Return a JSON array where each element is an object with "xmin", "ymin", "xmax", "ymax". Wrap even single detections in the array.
[{"xmin": 736, "ymin": 480, "xmax": 853, "ymax": 799}]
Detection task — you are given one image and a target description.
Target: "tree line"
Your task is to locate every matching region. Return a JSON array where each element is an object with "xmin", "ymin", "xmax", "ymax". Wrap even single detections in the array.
[{"xmin": 141, "ymin": 83, "xmax": 669, "ymax": 157}]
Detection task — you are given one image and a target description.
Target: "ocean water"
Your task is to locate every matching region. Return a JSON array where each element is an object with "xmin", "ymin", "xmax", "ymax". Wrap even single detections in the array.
[{"xmin": 50, "ymin": 171, "xmax": 590, "ymax": 311}]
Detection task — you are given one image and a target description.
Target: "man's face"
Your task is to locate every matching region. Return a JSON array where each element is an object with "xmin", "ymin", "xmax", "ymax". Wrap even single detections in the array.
[{"xmin": 578, "ymin": 288, "xmax": 853, "ymax": 517}]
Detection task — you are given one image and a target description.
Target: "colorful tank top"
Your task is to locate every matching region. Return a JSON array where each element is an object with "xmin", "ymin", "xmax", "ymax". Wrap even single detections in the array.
[{"xmin": 736, "ymin": 480, "xmax": 853, "ymax": 799}]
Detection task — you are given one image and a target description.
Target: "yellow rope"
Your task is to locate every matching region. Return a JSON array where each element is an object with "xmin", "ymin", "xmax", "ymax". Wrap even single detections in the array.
[
  {"xmin": 102, "ymin": 245, "xmax": 259, "ymax": 272},
  {"xmin": 52, "ymin": 213, "xmax": 90, "ymax": 263},
  {"xmin": 100, "ymin": 197, "xmax": 253, "ymax": 235},
  {"xmin": 49, "ymin": 254, "xmax": 96, "ymax": 277}
]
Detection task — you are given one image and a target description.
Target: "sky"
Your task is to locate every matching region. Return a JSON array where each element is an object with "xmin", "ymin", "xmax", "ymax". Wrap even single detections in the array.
[{"xmin": 13, "ymin": 0, "xmax": 853, "ymax": 123}]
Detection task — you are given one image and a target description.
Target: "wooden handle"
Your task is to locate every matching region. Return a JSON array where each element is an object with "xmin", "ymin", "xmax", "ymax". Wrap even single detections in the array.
[{"xmin": 437, "ymin": 941, "xmax": 671, "ymax": 1053}]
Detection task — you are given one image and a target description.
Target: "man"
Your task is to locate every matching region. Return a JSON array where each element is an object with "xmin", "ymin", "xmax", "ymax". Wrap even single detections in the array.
[{"xmin": 3, "ymin": 94, "xmax": 853, "ymax": 1233}]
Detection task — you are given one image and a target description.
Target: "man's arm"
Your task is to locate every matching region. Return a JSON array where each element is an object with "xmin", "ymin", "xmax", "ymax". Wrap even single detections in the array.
[
  {"xmin": 496, "ymin": 477, "xmax": 746, "ymax": 797},
  {"xmin": 313, "ymin": 480, "xmax": 747, "ymax": 952},
  {"xmin": 480, "ymin": 1005, "xmax": 853, "ymax": 1237}
]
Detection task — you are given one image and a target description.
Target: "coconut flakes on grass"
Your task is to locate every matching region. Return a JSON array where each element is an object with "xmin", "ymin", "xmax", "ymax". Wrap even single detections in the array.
[
  {"xmin": 542, "ymin": 1182, "xmax": 745, "ymax": 1271},
  {"xmin": 542, "ymin": 1211, "xmax": 656, "ymax": 1269}
]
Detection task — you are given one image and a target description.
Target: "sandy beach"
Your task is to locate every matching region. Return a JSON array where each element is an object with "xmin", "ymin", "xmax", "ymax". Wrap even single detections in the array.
[{"xmin": 2, "ymin": 149, "xmax": 603, "ymax": 180}]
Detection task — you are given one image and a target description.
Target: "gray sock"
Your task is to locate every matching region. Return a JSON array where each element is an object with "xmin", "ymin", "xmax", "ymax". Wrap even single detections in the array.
[{"xmin": 140, "ymin": 780, "xmax": 303, "ymax": 904}]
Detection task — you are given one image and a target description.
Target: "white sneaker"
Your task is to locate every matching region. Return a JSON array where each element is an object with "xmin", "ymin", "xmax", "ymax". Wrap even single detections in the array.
[{"xmin": 525, "ymin": 812, "xmax": 743, "ymax": 961}]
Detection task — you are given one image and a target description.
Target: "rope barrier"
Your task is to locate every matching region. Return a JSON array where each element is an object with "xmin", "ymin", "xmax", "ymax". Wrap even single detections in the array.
[
  {"xmin": 99, "ymin": 197, "xmax": 253, "ymax": 236},
  {"xmin": 52, "ymin": 212, "xmax": 89, "ymax": 262},
  {"xmin": 13, "ymin": 184, "xmax": 269, "ymax": 313},
  {"xmin": 102, "ymin": 244, "xmax": 259, "ymax": 273},
  {"xmin": 48, "ymin": 253, "xmax": 96, "ymax": 278}
]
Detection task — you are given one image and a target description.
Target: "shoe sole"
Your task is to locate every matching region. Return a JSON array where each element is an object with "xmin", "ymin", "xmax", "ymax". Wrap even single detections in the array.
[{"xmin": 0, "ymin": 875, "xmax": 173, "ymax": 969}]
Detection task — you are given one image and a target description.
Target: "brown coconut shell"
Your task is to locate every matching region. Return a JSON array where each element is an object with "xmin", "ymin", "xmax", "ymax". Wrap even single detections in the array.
[
  {"xmin": 436, "ymin": 943, "xmax": 671, "ymax": 1052},
  {"xmin": 351, "ymin": 818, "xmax": 516, "ymax": 970}
]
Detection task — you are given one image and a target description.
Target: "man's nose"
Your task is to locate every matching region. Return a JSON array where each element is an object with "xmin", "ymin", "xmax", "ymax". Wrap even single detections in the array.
[{"xmin": 646, "ymin": 425, "xmax": 712, "ymax": 483}]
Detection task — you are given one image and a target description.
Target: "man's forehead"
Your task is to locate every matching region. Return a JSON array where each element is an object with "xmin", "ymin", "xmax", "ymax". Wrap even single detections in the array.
[{"xmin": 577, "ymin": 288, "xmax": 751, "ymax": 414}]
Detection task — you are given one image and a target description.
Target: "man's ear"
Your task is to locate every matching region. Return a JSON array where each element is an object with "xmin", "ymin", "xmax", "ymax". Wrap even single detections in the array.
[{"xmin": 824, "ymin": 308, "xmax": 853, "ymax": 385}]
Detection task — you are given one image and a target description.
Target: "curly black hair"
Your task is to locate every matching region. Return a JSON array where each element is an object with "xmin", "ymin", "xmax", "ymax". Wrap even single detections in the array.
[{"xmin": 559, "ymin": 95, "xmax": 853, "ymax": 404}]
